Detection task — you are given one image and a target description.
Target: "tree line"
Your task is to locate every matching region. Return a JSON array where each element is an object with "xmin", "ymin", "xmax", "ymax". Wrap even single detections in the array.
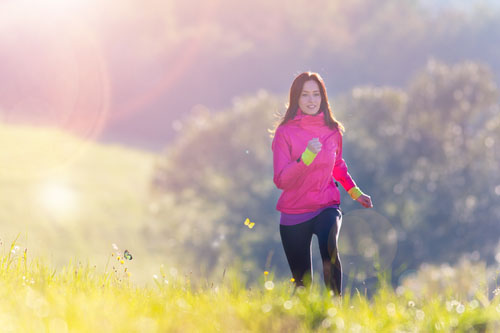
[{"xmin": 146, "ymin": 60, "xmax": 500, "ymax": 285}]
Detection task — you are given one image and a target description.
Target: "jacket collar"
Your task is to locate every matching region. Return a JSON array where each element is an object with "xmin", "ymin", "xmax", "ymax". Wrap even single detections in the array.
[{"xmin": 290, "ymin": 108, "xmax": 325, "ymax": 127}]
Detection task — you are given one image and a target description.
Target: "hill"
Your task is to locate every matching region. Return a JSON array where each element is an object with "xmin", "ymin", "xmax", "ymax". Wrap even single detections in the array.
[{"xmin": 0, "ymin": 123, "xmax": 160, "ymax": 283}]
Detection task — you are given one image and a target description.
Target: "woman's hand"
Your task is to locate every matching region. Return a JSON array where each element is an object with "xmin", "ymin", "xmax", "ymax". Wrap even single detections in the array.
[
  {"xmin": 307, "ymin": 138, "xmax": 322, "ymax": 154},
  {"xmin": 356, "ymin": 194, "xmax": 373, "ymax": 208}
]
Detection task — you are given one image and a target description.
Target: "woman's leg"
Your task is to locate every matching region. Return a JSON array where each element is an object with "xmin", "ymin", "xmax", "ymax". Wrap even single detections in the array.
[
  {"xmin": 313, "ymin": 208, "xmax": 343, "ymax": 295},
  {"xmin": 280, "ymin": 221, "xmax": 314, "ymax": 287}
]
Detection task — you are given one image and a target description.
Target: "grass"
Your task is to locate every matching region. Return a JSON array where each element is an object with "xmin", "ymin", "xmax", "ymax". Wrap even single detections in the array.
[
  {"xmin": 2, "ymin": 125, "xmax": 500, "ymax": 331},
  {"xmin": 0, "ymin": 123, "xmax": 160, "ymax": 284},
  {"xmin": 1, "ymin": 241, "xmax": 500, "ymax": 333}
]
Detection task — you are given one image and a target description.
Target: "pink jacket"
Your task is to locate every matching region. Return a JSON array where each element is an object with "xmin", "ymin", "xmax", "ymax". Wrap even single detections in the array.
[{"xmin": 272, "ymin": 109, "xmax": 357, "ymax": 214}]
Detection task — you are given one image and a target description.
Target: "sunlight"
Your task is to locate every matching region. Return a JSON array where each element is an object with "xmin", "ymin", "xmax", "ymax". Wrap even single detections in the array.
[
  {"xmin": 0, "ymin": 0, "xmax": 90, "ymax": 20},
  {"xmin": 32, "ymin": 0, "xmax": 87, "ymax": 15},
  {"xmin": 38, "ymin": 182, "xmax": 78, "ymax": 218},
  {"xmin": 0, "ymin": 0, "xmax": 110, "ymax": 144}
]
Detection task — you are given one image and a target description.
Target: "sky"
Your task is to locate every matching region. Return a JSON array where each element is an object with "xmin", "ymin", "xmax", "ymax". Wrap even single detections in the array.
[
  {"xmin": 1, "ymin": 0, "xmax": 499, "ymax": 150},
  {"xmin": 421, "ymin": 0, "xmax": 499, "ymax": 11}
]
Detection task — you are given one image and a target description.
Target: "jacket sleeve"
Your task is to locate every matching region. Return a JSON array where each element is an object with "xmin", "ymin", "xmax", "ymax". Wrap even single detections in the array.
[
  {"xmin": 272, "ymin": 127, "xmax": 308, "ymax": 190},
  {"xmin": 332, "ymin": 133, "xmax": 357, "ymax": 192}
]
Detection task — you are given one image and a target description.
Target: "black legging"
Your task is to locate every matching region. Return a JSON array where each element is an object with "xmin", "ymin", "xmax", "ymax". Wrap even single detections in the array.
[{"xmin": 280, "ymin": 208, "xmax": 342, "ymax": 295}]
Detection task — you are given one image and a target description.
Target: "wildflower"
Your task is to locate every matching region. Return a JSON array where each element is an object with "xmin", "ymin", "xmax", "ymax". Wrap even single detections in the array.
[
  {"xmin": 386, "ymin": 303, "xmax": 396, "ymax": 316},
  {"xmin": 112, "ymin": 243, "xmax": 118, "ymax": 250},
  {"xmin": 264, "ymin": 281, "xmax": 274, "ymax": 290},
  {"xmin": 290, "ymin": 278, "xmax": 295, "ymax": 282},
  {"xmin": 120, "ymin": 260, "xmax": 124, "ymax": 265},
  {"xmin": 117, "ymin": 256, "xmax": 121, "ymax": 261},
  {"xmin": 264, "ymin": 271, "xmax": 269, "ymax": 276}
]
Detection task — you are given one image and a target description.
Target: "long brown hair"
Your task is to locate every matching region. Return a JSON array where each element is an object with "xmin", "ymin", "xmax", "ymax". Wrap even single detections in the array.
[{"xmin": 275, "ymin": 72, "xmax": 344, "ymax": 133}]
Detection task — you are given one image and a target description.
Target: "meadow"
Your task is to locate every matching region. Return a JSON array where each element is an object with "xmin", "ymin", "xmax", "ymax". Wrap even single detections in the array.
[
  {"xmin": 3, "ymin": 0, "xmax": 500, "ymax": 330},
  {"xmin": 0, "ymin": 123, "xmax": 165, "ymax": 285},
  {"xmin": 2, "ymin": 124, "xmax": 500, "ymax": 332},
  {"xmin": 1, "ymin": 240, "xmax": 500, "ymax": 332}
]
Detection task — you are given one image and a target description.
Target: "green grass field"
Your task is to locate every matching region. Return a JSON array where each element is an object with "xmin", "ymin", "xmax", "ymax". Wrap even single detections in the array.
[
  {"xmin": 0, "ymin": 124, "xmax": 165, "ymax": 284},
  {"xmin": 2, "ymin": 124, "xmax": 500, "ymax": 332},
  {"xmin": 1, "ymin": 242, "xmax": 500, "ymax": 332}
]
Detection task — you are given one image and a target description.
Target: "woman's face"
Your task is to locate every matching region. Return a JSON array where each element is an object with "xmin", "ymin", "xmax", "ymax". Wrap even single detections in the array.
[{"xmin": 298, "ymin": 80, "xmax": 321, "ymax": 115}]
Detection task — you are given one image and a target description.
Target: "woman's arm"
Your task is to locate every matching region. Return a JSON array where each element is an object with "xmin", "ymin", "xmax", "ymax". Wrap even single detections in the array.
[
  {"xmin": 331, "ymin": 134, "xmax": 357, "ymax": 191},
  {"xmin": 332, "ymin": 134, "xmax": 373, "ymax": 207},
  {"xmin": 272, "ymin": 128, "xmax": 316, "ymax": 190}
]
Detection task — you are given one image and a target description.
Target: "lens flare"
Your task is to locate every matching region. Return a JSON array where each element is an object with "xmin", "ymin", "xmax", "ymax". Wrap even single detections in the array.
[
  {"xmin": 38, "ymin": 182, "xmax": 78, "ymax": 218},
  {"xmin": 0, "ymin": 2, "xmax": 111, "ymax": 175},
  {"xmin": 339, "ymin": 209, "xmax": 398, "ymax": 281},
  {"xmin": 111, "ymin": 1, "xmax": 219, "ymax": 121}
]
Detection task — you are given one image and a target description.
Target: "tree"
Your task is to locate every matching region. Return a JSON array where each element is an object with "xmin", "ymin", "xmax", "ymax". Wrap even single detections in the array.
[
  {"xmin": 336, "ymin": 60, "xmax": 500, "ymax": 281},
  {"xmin": 146, "ymin": 91, "xmax": 288, "ymax": 279},
  {"xmin": 148, "ymin": 60, "xmax": 500, "ymax": 286}
]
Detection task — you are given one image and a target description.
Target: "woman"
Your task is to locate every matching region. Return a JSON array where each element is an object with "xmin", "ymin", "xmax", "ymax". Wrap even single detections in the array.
[{"xmin": 272, "ymin": 72, "xmax": 372, "ymax": 295}]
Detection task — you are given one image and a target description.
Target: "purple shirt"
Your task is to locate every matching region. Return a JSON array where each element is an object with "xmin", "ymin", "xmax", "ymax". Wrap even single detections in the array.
[{"xmin": 280, "ymin": 204, "xmax": 340, "ymax": 226}]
